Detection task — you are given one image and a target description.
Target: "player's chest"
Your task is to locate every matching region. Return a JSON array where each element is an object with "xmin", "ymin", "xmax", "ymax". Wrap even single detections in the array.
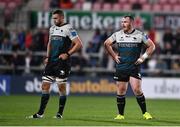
[
  {"xmin": 116, "ymin": 34, "xmax": 142, "ymax": 43},
  {"xmin": 51, "ymin": 27, "xmax": 67, "ymax": 37}
]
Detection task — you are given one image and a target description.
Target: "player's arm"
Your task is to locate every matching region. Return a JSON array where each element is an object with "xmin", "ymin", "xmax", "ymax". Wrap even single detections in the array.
[
  {"xmin": 59, "ymin": 36, "xmax": 82, "ymax": 60},
  {"xmin": 104, "ymin": 38, "xmax": 120, "ymax": 64},
  {"xmin": 135, "ymin": 38, "xmax": 155, "ymax": 65},
  {"xmin": 44, "ymin": 36, "xmax": 51, "ymax": 64},
  {"xmin": 59, "ymin": 25, "xmax": 83, "ymax": 60},
  {"xmin": 67, "ymin": 36, "xmax": 83, "ymax": 56}
]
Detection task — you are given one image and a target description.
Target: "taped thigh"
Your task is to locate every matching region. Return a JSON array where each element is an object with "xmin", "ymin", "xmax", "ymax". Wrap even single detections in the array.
[{"xmin": 42, "ymin": 75, "xmax": 55, "ymax": 83}]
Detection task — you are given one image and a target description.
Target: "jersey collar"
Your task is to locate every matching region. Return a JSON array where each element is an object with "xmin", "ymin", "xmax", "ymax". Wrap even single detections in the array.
[
  {"xmin": 56, "ymin": 23, "xmax": 68, "ymax": 27},
  {"xmin": 124, "ymin": 29, "xmax": 136, "ymax": 35}
]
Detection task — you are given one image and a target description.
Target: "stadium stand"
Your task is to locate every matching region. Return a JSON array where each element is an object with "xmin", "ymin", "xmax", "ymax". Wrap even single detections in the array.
[{"xmin": 1, "ymin": 0, "xmax": 180, "ymax": 77}]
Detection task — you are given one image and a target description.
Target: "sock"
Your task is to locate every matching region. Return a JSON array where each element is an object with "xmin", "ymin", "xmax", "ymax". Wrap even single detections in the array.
[
  {"xmin": 37, "ymin": 93, "xmax": 50, "ymax": 115},
  {"xmin": 136, "ymin": 94, "xmax": 147, "ymax": 114},
  {"xmin": 117, "ymin": 95, "xmax": 126, "ymax": 115},
  {"xmin": 58, "ymin": 95, "xmax": 67, "ymax": 115}
]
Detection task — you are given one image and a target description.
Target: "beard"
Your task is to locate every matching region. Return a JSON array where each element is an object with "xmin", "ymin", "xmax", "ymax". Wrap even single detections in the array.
[{"xmin": 54, "ymin": 21, "xmax": 62, "ymax": 26}]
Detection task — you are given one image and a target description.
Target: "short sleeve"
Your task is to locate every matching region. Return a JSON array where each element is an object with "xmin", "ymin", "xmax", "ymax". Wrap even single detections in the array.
[
  {"xmin": 108, "ymin": 33, "xmax": 116, "ymax": 43},
  {"xmin": 142, "ymin": 32, "xmax": 149, "ymax": 44},
  {"xmin": 67, "ymin": 24, "xmax": 78, "ymax": 40}
]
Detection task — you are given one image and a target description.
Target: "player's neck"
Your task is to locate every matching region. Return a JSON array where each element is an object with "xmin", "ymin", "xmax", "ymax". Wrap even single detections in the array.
[
  {"xmin": 56, "ymin": 22, "xmax": 65, "ymax": 27},
  {"xmin": 124, "ymin": 28, "xmax": 135, "ymax": 34}
]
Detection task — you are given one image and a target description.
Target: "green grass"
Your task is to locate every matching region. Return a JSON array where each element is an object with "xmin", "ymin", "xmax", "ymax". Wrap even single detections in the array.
[{"xmin": 0, "ymin": 95, "xmax": 180, "ymax": 126}]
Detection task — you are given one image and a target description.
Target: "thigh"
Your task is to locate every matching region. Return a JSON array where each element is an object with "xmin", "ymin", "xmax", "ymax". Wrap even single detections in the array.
[
  {"xmin": 57, "ymin": 83, "xmax": 66, "ymax": 95},
  {"xmin": 41, "ymin": 82, "xmax": 51, "ymax": 92},
  {"xmin": 116, "ymin": 81, "xmax": 128, "ymax": 95},
  {"xmin": 56, "ymin": 76, "xmax": 68, "ymax": 95},
  {"xmin": 129, "ymin": 76, "xmax": 143, "ymax": 95}
]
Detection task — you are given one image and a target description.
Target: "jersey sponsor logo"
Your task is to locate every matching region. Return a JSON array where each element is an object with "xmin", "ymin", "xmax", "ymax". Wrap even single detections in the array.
[
  {"xmin": 0, "ymin": 76, "xmax": 10, "ymax": 95},
  {"xmin": 145, "ymin": 35, "xmax": 149, "ymax": 40},
  {"xmin": 118, "ymin": 43, "xmax": 138, "ymax": 47},
  {"xmin": 51, "ymin": 36, "xmax": 63, "ymax": 41},
  {"xmin": 114, "ymin": 76, "xmax": 118, "ymax": 79},
  {"xmin": 71, "ymin": 31, "xmax": 77, "ymax": 37},
  {"xmin": 138, "ymin": 73, "xmax": 141, "ymax": 78}
]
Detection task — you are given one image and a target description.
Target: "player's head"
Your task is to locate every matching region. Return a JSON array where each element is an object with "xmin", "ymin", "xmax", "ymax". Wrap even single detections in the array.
[
  {"xmin": 121, "ymin": 15, "xmax": 134, "ymax": 32},
  {"xmin": 52, "ymin": 9, "xmax": 64, "ymax": 26}
]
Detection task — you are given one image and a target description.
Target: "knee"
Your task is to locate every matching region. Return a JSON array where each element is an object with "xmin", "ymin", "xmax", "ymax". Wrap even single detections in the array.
[
  {"xmin": 41, "ymin": 83, "xmax": 50, "ymax": 91},
  {"xmin": 133, "ymin": 88, "xmax": 142, "ymax": 95},
  {"xmin": 58, "ymin": 84, "xmax": 66, "ymax": 96},
  {"xmin": 117, "ymin": 87, "xmax": 127, "ymax": 95}
]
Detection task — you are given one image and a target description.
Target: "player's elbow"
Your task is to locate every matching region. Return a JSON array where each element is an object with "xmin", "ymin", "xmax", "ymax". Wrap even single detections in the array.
[
  {"xmin": 152, "ymin": 43, "xmax": 156, "ymax": 52},
  {"xmin": 104, "ymin": 40, "xmax": 109, "ymax": 47},
  {"xmin": 79, "ymin": 41, "xmax": 83, "ymax": 49}
]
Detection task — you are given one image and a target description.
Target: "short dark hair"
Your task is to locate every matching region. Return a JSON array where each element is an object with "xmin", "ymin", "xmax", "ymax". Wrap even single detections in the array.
[
  {"xmin": 124, "ymin": 15, "xmax": 134, "ymax": 21},
  {"xmin": 52, "ymin": 9, "xmax": 64, "ymax": 17}
]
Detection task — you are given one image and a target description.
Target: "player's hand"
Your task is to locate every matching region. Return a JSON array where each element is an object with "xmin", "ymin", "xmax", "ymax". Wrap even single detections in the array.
[
  {"xmin": 114, "ymin": 55, "xmax": 121, "ymax": 64},
  {"xmin": 135, "ymin": 57, "xmax": 145, "ymax": 65},
  {"xmin": 59, "ymin": 53, "xmax": 69, "ymax": 60},
  {"xmin": 44, "ymin": 57, "xmax": 48, "ymax": 64}
]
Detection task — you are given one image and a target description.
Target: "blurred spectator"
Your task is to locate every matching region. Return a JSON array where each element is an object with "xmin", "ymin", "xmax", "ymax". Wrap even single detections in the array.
[
  {"xmin": 11, "ymin": 40, "xmax": 20, "ymax": 51},
  {"xmin": 2, "ymin": 29, "xmax": 10, "ymax": 40},
  {"xmin": 25, "ymin": 30, "xmax": 33, "ymax": 50},
  {"xmin": 10, "ymin": 29, "xmax": 17, "ymax": 43},
  {"xmin": 101, "ymin": 51, "xmax": 109, "ymax": 68},
  {"xmin": 148, "ymin": 28, "xmax": 156, "ymax": 44},
  {"xmin": 71, "ymin": 50, "xmax": 88, "ymax": 75},
  {"xmin": 0, "ymin": 38, "xmax": 12, "ymax": 51},
  {"xmin": 11, "ymin": 52, "xmax": 21, "ymax": 74},
  {"xmin": 50, "ymin": 0, "xmax": 59, "ymax": 8},
  {"xmin": 43, "ymin": 29, "xmax": 49, "ymax": 48},
  {"xmin": 9, "ymin": 29, "xmax": 19, "ymax": 52},
  {"xmin": 163, "ymin": 28, "xmax": 174, "ymax": 44},
  {"xmin": 101, "ymin": 25, "xmax": 114, "ymax": 42},
  {"xmin": 24, "ymin": 51, "xmax": 32, "ymax": 75},
  {"xmin": 174, "ymin": 28, "xmax": 180, "ymax": 54},
  {"xmin": 104, "ymin": 0, "xmax": 117, "ymax": 3},
  {"xmin": 163, "ymin": 42, "xmax": 173, "ymax": 55},
  {"xmin": 154, "ymin": 57, "xmax": 168, "ymax": 75},
  {"xmin": 162, "ymin": 28, "xmax": 174, "ymax": 54},
  {"xmin": 132, "ymin": 2, "xmax": 142, "ymax": 10},
  {"xmin": 60, "ymin": 0, "xmax": 73, "ymax": 9},
  {"xmin": 147, "ymin": 58, "xmax": 157, "ymax": 71},
  {"xmin": 17, "ymin": 28, "xmax": 26, "ymax": 50},
  {"xmin": 91, "ymin": 28, "xmax": 102, "ymax": 52},
  {"xmin": 86, "ymin": 41, "xmax": 97, "ymax": 53},
  {"xmin": 0, "ymin": 28, "xmax": 3, "ymax": 45},
  {"xmin": 32, "ymin": 29, "xmax": 46, "ymax": 51},
  {"xmin": 4, "ymin": 9, "xmax": 13, "ymax": 27},
  {"xmin": 171, "ymin": 60, "xmax": 180, "ymax": 71}
]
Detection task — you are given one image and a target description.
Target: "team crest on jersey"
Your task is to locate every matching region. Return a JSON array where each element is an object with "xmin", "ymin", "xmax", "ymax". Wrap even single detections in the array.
[
  {"xmin": 71, "ymin": 31, "xmax": 77, "ymax": 37},
  {"xmin": 119, "ymin": 37, "xmax": 124, "ymax": 41},
  {"xmin": 51, "ymin": 29, "xmax": 54, "ymax": 34},
  {"xmin": 133, "ymin": 37, "xmax": 137, "ymax": 40},
  {"xmin": 138, "ymin": 73, "xmax": 141, "ymax": 78},
  {"xmin": 60, "ymin": 70, "xmax": 65, "ymax": 75}
]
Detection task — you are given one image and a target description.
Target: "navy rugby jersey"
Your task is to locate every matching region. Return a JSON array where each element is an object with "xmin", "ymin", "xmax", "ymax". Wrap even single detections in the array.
[
  {"xmin": 49, "ymin": 23, "xmax": 78, "ymax": 62},
  {"xmin": 109, "ymin": 29, "xmax": 149, "ymax": 70}
]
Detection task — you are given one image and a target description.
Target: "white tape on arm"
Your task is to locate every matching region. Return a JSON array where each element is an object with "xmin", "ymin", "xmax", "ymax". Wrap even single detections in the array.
[{"xmin": 142, "ymin": 52, "xmax": 148, "ymax": 60}]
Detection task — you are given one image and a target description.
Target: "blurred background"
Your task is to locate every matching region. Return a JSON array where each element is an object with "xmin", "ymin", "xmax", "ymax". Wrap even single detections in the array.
[{"xmin": 0, "ymin": 0, "xmax": 180, "ymax": 98}]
